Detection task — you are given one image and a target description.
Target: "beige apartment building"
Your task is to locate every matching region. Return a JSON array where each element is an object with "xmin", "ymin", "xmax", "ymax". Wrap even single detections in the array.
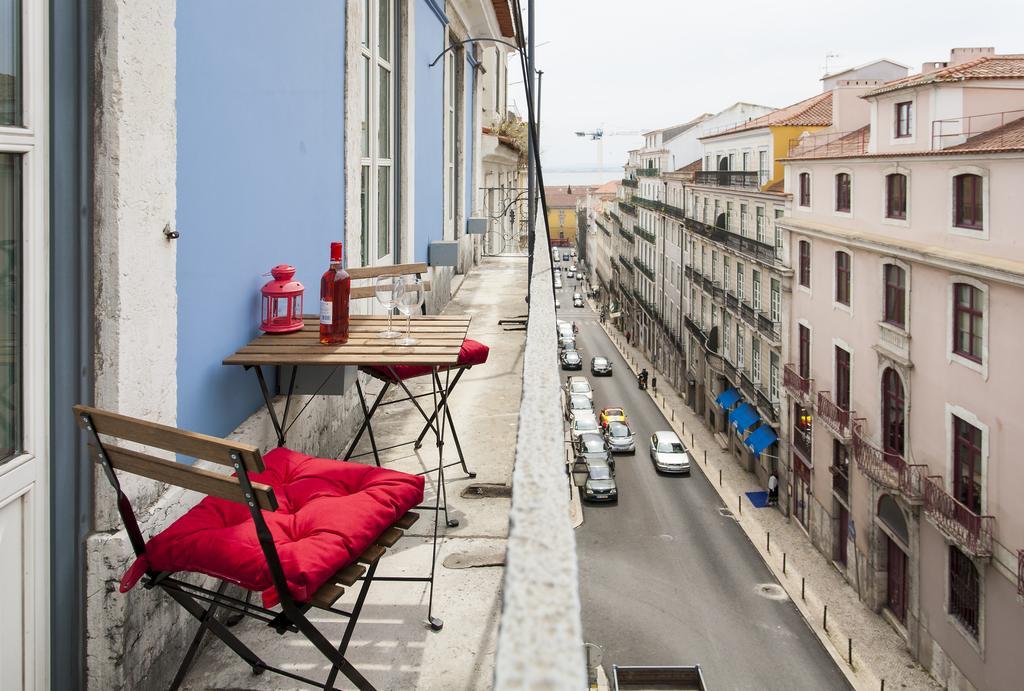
[{"xmin": 779, "ymin": 48, "xmax": 1024, "ymax": 690}]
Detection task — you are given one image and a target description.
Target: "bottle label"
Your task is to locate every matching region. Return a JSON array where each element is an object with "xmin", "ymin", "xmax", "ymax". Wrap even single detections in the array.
[{"xmin": 320, "ymin": 299, "xmax": 332, "ymax": 325}]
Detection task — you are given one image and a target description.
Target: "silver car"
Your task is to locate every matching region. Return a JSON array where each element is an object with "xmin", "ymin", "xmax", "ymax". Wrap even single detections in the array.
[
  {"xmin": 565, "ymin": 393, "xmax": 594, "ymax": 421},
  {"xmin": 565, "ymin": 376, "xmax": 593, "ymax": 402},
  {"xmin": 604, "ymin": 421, "xmax": 636, "ymax": 455},
  {"xmin": 649, "ymin": 431, "xmax": 692, "ymax": 474},
  {"xmin": 570, "ymin": 413, "xmax": 601, "ymax": 442},
  {"xmin": 574, "ymin": 433, "xmax": 615, "ymax": 471}
]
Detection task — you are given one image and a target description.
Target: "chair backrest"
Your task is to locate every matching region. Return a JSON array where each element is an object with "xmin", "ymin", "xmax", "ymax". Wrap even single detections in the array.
[
  {"xmin": 73, "ymin": 405, "xmax": 277, "ymax": 511},
  {"xmin": 346, "ymin": 262, "xmax": 432, "ymax": 301}
]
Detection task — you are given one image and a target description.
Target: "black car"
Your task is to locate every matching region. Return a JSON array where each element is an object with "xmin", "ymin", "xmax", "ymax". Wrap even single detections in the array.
[
  {"xmin": 582, "ymin": 461, "xmax": 618, "ymax": 503},
  {"xmin": 560, "ymin": 349, "xmax": 583, "ymax": 370},
  {"xmin": 574, "ymin": 433, "xmax": 615, "ymax": 470},
  {"xmin": 591, "ymin": 356, "xmax": 613, "ymax": 376}
]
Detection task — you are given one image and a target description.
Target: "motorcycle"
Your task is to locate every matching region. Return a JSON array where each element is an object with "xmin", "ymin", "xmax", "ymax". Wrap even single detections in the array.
[{"xmin": 637, "ymin": 373, "xmax": 647, "ymax": 390}]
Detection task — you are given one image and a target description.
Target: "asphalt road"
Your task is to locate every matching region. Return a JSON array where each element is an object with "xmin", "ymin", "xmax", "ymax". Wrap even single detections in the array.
[{"xmin": 557, "ymin": 279, "xmax": 849, "ymax": 691}]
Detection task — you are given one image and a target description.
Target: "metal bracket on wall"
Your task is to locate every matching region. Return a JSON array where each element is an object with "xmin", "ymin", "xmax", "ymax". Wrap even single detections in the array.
[{"xmin": 163, "ymin": 223, "xmax": 180, "ymax": 240}]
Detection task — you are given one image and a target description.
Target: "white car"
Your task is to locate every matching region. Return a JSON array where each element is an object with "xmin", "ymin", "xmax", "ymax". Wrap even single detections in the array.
[
  {"xmin": 554, "ymin": 278, "xmax": 562, "ymax": 289},
  {"xmin": 570, "ymin": 413, "xmax": 601, "ymax": 441},
  {"xmin": 649, "ymin": 431, "xmax": 692, "ymax": 474},
  {"xmin": 565, "ymin": 375, "xmax": 593, "ymax": 402},
  {"xmin": 566, "ymin": 269, "xmax": 575, "ymax": 279},
  {"xmin": 555, "ymin": 298, "xmax": 561, "ymax": 309},
  {"xmin": 565, "ymin": 393, "xmax": 594, "ymax": 421}
]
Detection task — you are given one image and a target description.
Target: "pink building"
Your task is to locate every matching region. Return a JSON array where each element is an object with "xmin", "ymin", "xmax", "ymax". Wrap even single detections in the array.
[{"xmin": 779, "ymin": 48, "xmax": 1024, "ymax": 690}]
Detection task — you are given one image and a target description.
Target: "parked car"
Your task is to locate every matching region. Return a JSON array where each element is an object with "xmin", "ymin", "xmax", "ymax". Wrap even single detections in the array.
[
  {"xmin": 555, "ymin": 298, "xmax": 561, "ymax": 309},
  {"xmin": 599, "ymin": 406, "xmax": 627, "ymax": 428},
  {"xmin": 565, "ymin": 375, "xmax": 593, "ymax": 402},
  {"xmin": 557, "ymin": 321, "xmax": 572, "ymax": 336},
  {"xmin": 569, "ymin": 264, "xmax": 577, "ymax": 273},
  {"xmin": 573, "ymin": 296, "xmax": 584, "ymax": 308},
  {"xmin": 566, "ymin": 269, "xmax": 575, "ymax": 279},
  {"xmin": 582, "ymin": 462, "xmax": 618, "ymax": 503},
  {"xmin": 570, "ymin": 249, "xmax": 577, "ymax": 258},
  {"xmin": 559, "ymin": 336, "xmax": 577, "ymax": 351},
  {"xmin": 563, "ymin": 252, "xmax": 570, "ymax": 261},
  {"xmin": 554, "ymin": 278, "xmax": 562, "ymax": 289},
  {"xmin": 560, "ymin": 349, "xmax": 583, "ymax": 370},
  {"xmin": 604, "ymin": 421, "xmax": 636, "ymax": 454},
  {"xmin": 649, "ymin": 431, "xmax": 692, "ymax": 474},
  {"xmin": 574, "ymin": 433, "xmax": 615, "ymax": 471},
  {"xmin": 565, "ymin": 393, "xmax": 594, "ymax": 421},
  {"xmin": 590, "ymin": 356, "xmax": 613, "ymax": 376},
  {"xmin": 570, "ymin": 413, "xmax": 601, "ymax": 442}
]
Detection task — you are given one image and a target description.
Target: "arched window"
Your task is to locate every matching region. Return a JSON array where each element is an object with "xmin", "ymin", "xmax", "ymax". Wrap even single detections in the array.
[
  {"xmin": 883, "ymin": 264, "xmax": 906, "ymax": 327},
  {"xmin": 835, "ymin": 173, "xmax": 851, "ymax": 212},
  {"xmin": 953, "ymin": 173, "xmax": 983, "ymax": 230},
  {"xmin": 885, "ymin": 173, "xmax": 906, "ymax": 219},
  {"xmin": 881, "ymin": 368, "xmax": 905, "ymax": 457},
  {"xmin": 799, "ymin": 173, "xmax": 811, "ymax": 207}
]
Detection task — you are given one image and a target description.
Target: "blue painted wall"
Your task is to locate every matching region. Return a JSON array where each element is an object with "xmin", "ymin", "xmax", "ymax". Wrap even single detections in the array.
[
  {"xmin": 414, "ymin": 0, "xmax": 447, "ymax": 262},
  {"xmin": 176, "ymin": 1, "xmax": 345, "ymax": 437}
]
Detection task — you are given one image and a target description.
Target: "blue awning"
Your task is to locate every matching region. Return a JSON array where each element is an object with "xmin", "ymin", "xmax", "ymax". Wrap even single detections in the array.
[
  {"xmin": 714, "ymin": 388, "xmax": 741, "ymax": 410},
  {"xmin": 745, "ymin": 424, "xmax": 779, "ymax": 457},
  {"xmin": 728, "ymin": 402, "xmax": 760, "ymax": 434}
]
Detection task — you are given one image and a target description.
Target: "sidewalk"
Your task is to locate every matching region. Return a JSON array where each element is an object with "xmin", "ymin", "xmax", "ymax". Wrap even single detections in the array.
[{"xmin": 601, "ymin": 320, "xmax": 939, "ymax": 691}]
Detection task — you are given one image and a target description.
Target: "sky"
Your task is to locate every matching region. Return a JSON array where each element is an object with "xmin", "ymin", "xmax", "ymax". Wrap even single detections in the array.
[{"xmin": 509, "ymin": 0, "xmax": 1024, "ymax": 178}]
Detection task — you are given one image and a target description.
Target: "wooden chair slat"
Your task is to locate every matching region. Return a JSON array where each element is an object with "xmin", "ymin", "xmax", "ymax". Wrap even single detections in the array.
[
  {"xmin": 357, "ymin": 544, "xmax": 387, "ymax": 564},
  {"xmin": 309, "ymin": 582, "xmax": 346, "ymax": 609},
  {"xmin": 74, "ymin": 405, "xmax": 264, "ymax": 472},
  {"xmin": 350, "ymin": 281, "xmax": 432, "ymax": 300},
  {"xmin": 337, "ymin": 563, "xmax": 366, "ymax": 587},
  {"xmin": 94, "ymin": 443, "xmax": 277, "ymax": 511},
  {"xmin": 345, "ymin": 262, "xmax": 428, "ymax": 281},
  {"xmin": 375, "ymin": 527, "xmax": 404, "ymax": 548},
  {"xmin": 395, "ymin": 511, "xmax": 420, "ymax": 530}
]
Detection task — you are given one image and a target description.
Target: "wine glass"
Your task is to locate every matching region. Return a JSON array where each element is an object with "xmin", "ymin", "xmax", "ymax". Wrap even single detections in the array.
[
  {"xmin": 395, "ymin": 277, "xmax": 425, "ymax": 346},
  {"xmin": 374, "ymin": 274, "xmax": 404, "ymax": 338}
]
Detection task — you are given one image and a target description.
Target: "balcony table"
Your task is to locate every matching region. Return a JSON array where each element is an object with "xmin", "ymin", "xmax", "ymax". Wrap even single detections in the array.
[{"xmin": 223, "ymin": 314, "xmax": 473, "ymax": 631}]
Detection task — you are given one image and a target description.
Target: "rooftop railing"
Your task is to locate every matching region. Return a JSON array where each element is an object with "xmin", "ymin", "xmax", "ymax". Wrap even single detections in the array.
[
  {"xmin": 786, "ymin": 128, "xmax": 870, "ymax": 159},
  {"xmin": 694, "ymin": 170, "xmax": 761, "ymax": 189},
  {"xmin": 931, "ymin": 108, "xmax": 1024, "ymax": 151},
  {"xmin": 922, "ymin": 475, "xmax": 994, "ymax": 558}
]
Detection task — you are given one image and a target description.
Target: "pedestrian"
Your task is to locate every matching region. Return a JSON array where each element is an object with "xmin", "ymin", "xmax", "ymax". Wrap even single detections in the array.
[
  {"xmin": 625, "ymin": 331, "xmax": 631, "ymax": 345},
  {"xmin": 641, "ymin": 368, "xmax": 649, "ymax": 386},
  {"xmin": 651, "ymin": 374, "xmax": 657, "ymax": 393},
  {"xmin": 767, "ymin": 472, "xmax": 779, "ymax": 506}
]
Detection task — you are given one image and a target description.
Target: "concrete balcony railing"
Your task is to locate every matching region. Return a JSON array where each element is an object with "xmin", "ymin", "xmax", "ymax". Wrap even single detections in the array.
[
  {"xmin": 878, "ymin": 321, "xmax": 911, "ymax": 362},
  {"xmin": 922, "ymin": 475, "xmax": 995, "ymax": 558},
  {"xmin": 816, "ymin": 391, "xmax": 852, "ymax": 440},
  {"xmin": 495, "ymin": 236, "xmax": 586, "ymax": 688},
  {"xmin": 783, "ymin": 363, "xmax": 812, "ymax": 401},
  {"xmin": 850, "ymin": 422, "xmax": 926, "ymax": 502}
]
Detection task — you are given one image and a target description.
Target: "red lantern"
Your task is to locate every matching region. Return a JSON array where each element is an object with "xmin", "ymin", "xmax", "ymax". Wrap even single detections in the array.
[{"xmin": 260, "ymin": 264, "xmax": 304, "ymax": 333}]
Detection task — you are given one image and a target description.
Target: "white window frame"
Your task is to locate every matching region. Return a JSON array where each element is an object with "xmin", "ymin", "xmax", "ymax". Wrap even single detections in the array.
[
  {"xmin": 946, "ymin": 275, "xmax": 989, "ymax": 379},
  {"xmin": 880, "ymin": 164, "xmax": 911, "ymax": 229},
  {"xmin": 832, "ymin": 247, "xmax": 854, "ymax": 315},
  {"xmin": 752, "ymin": 269, "xmax": 761, "ymax": 311},
  {"xmin": 947, "ymin": 165, "xmax": 990, "ymax": 240},
  {"xmin": 832, "ymin": 167, "xmax": 854, "ymax": 219},
  {"xmin": 360, "ymin": 0, "xmax": 396, "ymax": 266}
]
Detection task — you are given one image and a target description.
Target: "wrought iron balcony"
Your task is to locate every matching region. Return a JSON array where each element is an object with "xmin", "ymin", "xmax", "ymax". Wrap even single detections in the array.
[
  {"xmin": 634, "ymin": 197, "xmax": 686, "ymax": 222},
  {"xmin": 923, "ymin": 475, "xmax": 995, "ymax": 558},
  {"xmin": 618, "ymin": 255, "xmax": 634, "ymax": 273},
  {"xmin": 757, "ymin": 313, "xmax": 781, "ymax": 343},
  {"xmin": 783, "ymin": 363, "xmax": 812, "ymax": 401},
  {"xmin": 608, "ymin": 212, "xmax": 621, "ymax": 225},
  {"xmin": 739, "ymin": 301, "xmax": 758, "ymax": 329},
  {"xmin": 684, "ymin": 218, "xmax": 779, "ymax": 266},
  {"xmin": 830, "ymin": 463, "xmax": 849, "ymax": 502},
  {"xmin": 816, "ymin": 391, "xmax": 852, "ymax": 440},
  {"xmin": 619, "ymin": 202, "xmax": 636, "ymax": 216},
  {"xmin": 694, "ymin": 170, "xmax": 761, "ymax": 189},
  {"xmin": 724, "ymin": 358, "xmax": 737, "ymax": 383},
  {"xmin": 792, "ymin": 421, "xmax": 812, "ymax": 461},
  {"xmin": 726, "ymin": 292, "xmax": 739, "ymax": 310},
  {"xmin": 684, "ymin": 314, "xmax": 707, "ymax": 342},
  {"xmin": 756, "ymin": 386, "xmax": 778, "ymax": 423},
  {"xmin": 632, "ymin": 257, "xmax": 655, "ymax": 281},
  {"xmin": 636, "ymin": 168, "xmax": 660, "ymax": 177},
  {"xmin": 850, "ymin": 422, "xmax": 926, "ymax": 502},
  {"xmin": 599, "ymin": 223, "xmax": 612, "ymax": 237},
  {"xmin": 739, "ymin": 373, "xmax": 757, "ymax": 405},
  {"xmin": 621, "ymin": 178, "xmax": 638, "ymax": 188},
  {"xmin": 634, "ymin": 225, "xmax": 656, "ymax": 244},
  {"xmin": 618, "ymin": 227, "xmax": 635, "ymax": 243},
  {"xmin": 632, "ymin": 288, "xmax": 656, "ymax": 316},
  {"xmin": 684, "ymin": 265, "xmax": 694, "ymax": 280}
]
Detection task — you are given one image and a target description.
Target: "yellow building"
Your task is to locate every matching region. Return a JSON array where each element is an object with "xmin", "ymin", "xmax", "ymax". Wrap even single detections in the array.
[{"xmin": 544, "ymin": 186, "xmax": 585, "ymax": 248}]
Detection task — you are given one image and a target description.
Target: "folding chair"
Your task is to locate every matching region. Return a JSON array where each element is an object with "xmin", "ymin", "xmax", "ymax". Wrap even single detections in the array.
[
  {"xmin": 341, "ymin": 263, "xmax": 490, "ymax": 525},
  {"xmin": 74, "ymin": 404, "xmax": 428, "ymax": 691}
]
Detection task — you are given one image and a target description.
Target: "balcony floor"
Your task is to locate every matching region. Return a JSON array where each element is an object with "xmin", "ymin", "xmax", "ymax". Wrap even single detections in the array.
[{"xmin": 182, "ymin": 257, "xmax": 528, "ymax": 690}]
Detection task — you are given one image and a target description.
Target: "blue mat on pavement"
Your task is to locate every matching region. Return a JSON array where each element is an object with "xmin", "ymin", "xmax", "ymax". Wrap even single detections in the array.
[{"xmin": 745, "ymin": 491, "xmax": 769, "ymax": 509}]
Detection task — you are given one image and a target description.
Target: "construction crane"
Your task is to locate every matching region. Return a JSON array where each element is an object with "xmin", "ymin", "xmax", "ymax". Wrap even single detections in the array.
[{"xmin": 574, "ymin": 127, "xmax": 645, "ymax": 172}]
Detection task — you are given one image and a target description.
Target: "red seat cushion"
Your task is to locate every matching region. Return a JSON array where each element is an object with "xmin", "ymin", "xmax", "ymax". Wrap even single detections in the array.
[
  {"xmin": 362, "ymin": 338, "xmax": 489, "ymax": 382},
  {"xmin": 119, "ymin": 448, "xmax": 424, "ymax": 607}
]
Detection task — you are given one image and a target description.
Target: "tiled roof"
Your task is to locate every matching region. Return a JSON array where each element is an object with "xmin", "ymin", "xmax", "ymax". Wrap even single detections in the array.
[
  {"xmin": 702, "ymin": 92, "xmax": 832, "ymax": 139},
  {"xmin": 763, "ymin": 179, "xmax": 786, "ymax": 193},
  {"xmin": 676, "ymin": 158, "xmax": 702, "ymax": 173},
  {"xmin": 593, "ymin": 180, "xmax": 621, "ymax": 195},
  {"xmin": 784, "ymin": 126, "xmax": 871, "ymax": 160},
  {"xmin": 945, "ymin": 114, "xmax": 1024, "ymax": 153},
  {"xmin": 864, "ymin": 56, "xmax": 1024, "ymax": 97},
  {"xmin": 544, "ymin": 185, "xmax": 589, "ymax": 208}
]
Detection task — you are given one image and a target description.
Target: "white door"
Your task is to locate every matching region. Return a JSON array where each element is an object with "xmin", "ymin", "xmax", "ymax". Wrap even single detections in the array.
[{"xmin": 0, "ymin": 0, "xmax": 49, "ymax": 688}]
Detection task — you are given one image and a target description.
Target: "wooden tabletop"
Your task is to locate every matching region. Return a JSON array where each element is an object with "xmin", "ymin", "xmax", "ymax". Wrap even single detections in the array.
[{"xmin": 223, "ymin": 315, "xmax": 471, "ymax": 367}]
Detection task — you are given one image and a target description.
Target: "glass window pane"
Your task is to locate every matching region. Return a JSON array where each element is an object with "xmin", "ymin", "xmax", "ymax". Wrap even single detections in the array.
[
  {"xmin": 0, "ymin": 0, "xmax": 22, "ymax": 126},
  {"xmin": 377, "ymin": 164, "xmax": 390, "ymax": 259},
  {"xmin": 361, "ymin": 0, "xmax": 369, "ymax": 46},
  {"xmin": 0, "ymin": 153, "xmax": 21, "ymax": 461},
  {"xmin": 360, "ymin": 165, "xmax": 369, "ymax": 265},
  {"xmin": 377, "ymin": 66, "xmax": 390, "ymax": 159},
  {"xmin": 378, "ymin": 0, "xmax": 390, "ymax": 61},
  {"xmin": 361, "ymin": 56, "xmax": 370, "ymax": 158}
]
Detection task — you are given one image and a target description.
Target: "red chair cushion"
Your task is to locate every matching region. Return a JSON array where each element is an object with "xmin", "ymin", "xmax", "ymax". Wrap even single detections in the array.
[
  {"xmin": 362, "ymin": 338, "xmax": 489, "ymax": 382},
  {"xmin": 119, "ymin": 448, "xmax": 424, "ymax": 607}
]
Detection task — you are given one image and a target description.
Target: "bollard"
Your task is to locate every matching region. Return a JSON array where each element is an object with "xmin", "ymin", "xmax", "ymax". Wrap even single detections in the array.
[
  {"xmin": 783, "ymin": 553, "xmax": 787, "ymax": 574},
  {"xmin": 848, "ymin": 638, "xmax": 852, "ymax": 666},
  {"xmin": 801, "ymin": 577, "xmax": 805, "ymax": 600},
  {"xmin": 718, "ymin": 468, "xmax": 722, "ymax": 486},
  {"xmin": 704, "ymin": 449, "xmax": 707, "ymax": 465},
  {"xmin": 880, "ymin": 680, "xmax": 885, "ymax": 691},
  {"xmin": 671, "ymin": 409, "xmax": 674, "ymax": 421},
  {"xmin": 738, "ymin": 495, "xmax": 741, "ymax": 514},
  {"xmin": 823, "ymin": 604, "xmax": 828, "ymax": 632},
  {"xmin": 691, "ymin": 432, "xmax": 695, "ymax": 446},
  {"xmin": 767, "ymin": 532, "xmax": 770, "ymax": 553}
]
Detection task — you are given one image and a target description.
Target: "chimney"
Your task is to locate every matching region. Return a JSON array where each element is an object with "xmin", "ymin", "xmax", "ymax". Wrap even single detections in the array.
[
  {"xmin": 921, "ymin": 61, "xmax": 948, "ymax": 75},
  {"xmin": 949, "ymin": 47, "xmax": 995, "ymax": 66},
  {"xmin": 831, "ymin": 79, "xmax": 881, "ymax": 132}
]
